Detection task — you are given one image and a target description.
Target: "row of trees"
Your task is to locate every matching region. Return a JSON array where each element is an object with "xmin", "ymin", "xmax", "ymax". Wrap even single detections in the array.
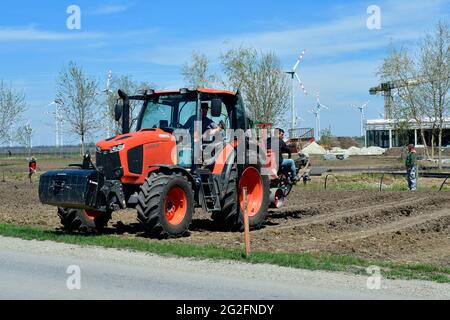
[
  {"xmin": 378, "ymin": 21, "xmax": 449, "ymax": 169},
  {"xmin": 55, "ymin": 62, "xmax": 152, "ymax": 155}
]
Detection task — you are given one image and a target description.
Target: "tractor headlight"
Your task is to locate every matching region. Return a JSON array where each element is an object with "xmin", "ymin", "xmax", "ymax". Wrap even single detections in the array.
[
  {"xmin": 95, "ymin": 146, "xmax": 102, "ymax": 153},
  {"xmin": 110, "ymin": 144, "xmax": 125, "ymax": 153}
]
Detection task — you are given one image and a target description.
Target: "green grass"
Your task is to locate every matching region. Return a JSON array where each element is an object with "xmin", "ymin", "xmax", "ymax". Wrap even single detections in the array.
[{"xmin": 0, "ymin": 223, "xmax": 448, "ymax": 283}]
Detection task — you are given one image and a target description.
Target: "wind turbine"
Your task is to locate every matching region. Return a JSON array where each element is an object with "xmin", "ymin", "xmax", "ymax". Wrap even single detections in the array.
[
  {"xmin": 285, "ymin": 50, "xmax": 307, "ymax": 131},
  {"xmin": 48, "ymin": 100, "xmax": 64, "ymax": 147},
  {"xmin": 23, "ymin": 120, "xmax": 33, "ymax": 156},
  {"xmin": 309, "ymin": 92, "xmax": 329, "ymax": 141},
  {"xmin": 102, "ymin": 70, "xmax": 113, "ymax": 94},
  {"xmin": 102, "ymin": 70, "xmax": 114, "ymax": 136},
  {"xmin": 351, "ymin": 101, "xmax": 369, "ymax": 137}
]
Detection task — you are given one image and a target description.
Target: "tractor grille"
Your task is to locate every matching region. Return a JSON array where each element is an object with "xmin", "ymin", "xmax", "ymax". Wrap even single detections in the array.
[{"xmin": 96, "ymin": 151, "xmax": 122, "ymax": 180}]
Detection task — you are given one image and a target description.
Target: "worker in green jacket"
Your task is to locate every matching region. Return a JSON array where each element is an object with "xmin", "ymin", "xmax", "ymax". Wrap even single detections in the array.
[{"xmin": 405, "ymin": 144, "xmax": 417, "ymax": 191}]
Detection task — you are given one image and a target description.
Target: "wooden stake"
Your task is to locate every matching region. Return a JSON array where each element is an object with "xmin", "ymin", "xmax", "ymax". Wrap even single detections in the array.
[{"xmin": 242, "ymin": 187, "xmax": 251, "ymax": 257}]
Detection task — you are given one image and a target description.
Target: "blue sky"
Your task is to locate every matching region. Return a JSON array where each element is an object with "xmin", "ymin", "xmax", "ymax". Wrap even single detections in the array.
[{"xmin": 1, "ymin": 0, "xmax": 449, "ymax": 145}]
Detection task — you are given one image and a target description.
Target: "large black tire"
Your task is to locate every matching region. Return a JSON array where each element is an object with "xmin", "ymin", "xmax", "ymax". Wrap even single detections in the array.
[
  {"xmin": 136, "ymin": 172, "xmax": 194, "ymax": 238},
  {"xmin": 211, "ymin": 165, "xmax": 238, "ymax": 229},
  {"xmin": 57, "ymin": 208, "xmax": 111, "ymax": 233},
  {"xmin": 212, "ymin": 164, "xmax": 269, "ymax": 231}
]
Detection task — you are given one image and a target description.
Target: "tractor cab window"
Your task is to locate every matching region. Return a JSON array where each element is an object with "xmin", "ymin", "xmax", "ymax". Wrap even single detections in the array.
[
  {"xmin": 138, "ymin": 93, "xmax": 197, "ymax": 131},
  {"xmin": 178, "ymin": 100, "xmax": 197, "ymax": 131},
  {"xmin": 203, "ymin": 100, "xmax": 230, "ymax": 140},
  {"xmin": 139, "ymin": 100, "xmax": 173, "ymax": 130}
]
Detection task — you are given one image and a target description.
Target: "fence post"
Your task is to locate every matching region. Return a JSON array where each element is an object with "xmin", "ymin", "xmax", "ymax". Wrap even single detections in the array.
[
  {"xmin": 242, "ymin": 187, "xmax": 250, "ymax": 258},
  {"xmin": 380, "ymin": 173, "xmax": 385, "ymax": 191},
  {"xmin": 324, "ymin": 174, "xmax": 333, "ymax": 190},
  {"xmin": 439, "ymin": 176, "xmax": 449, "ymax": 192}
]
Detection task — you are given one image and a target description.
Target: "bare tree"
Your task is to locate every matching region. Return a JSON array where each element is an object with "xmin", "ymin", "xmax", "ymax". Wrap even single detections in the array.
[
  {"xmin": 56, "ymin": 62, "xmax": 100, "ymax": 155},
  {"xmin": 221, "ymin": 46, "xmax": 290, "ymax": 125},
  {"xmin": 105, "ymin": 75, "xmax": 154, "ymax": 135},
  {"xmin": 16, "ymin": 123, "xmax": 33, "ymax": 156},
  {"xmin": 377, "ymin": 46, "xmax": 432, "ymax": 158},
  {"xmin": 419, "ymin": 21, "xmax": 450, "ymax": 170},
  {"xmin": 0, "ymin": 81, "xmax": 26, "ymax": 145},
  {"xmin": 377, "ymin": 22, "xmax": 450, "ymax": 170},
  {"xmin": 182, "ymin": 51, "xmax": 217, "ymax": 88}
]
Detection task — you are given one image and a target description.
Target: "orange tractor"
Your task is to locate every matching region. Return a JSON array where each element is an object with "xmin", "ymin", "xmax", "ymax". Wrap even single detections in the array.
[{"xmin": 39, "ymin": 88, "xmax": 276, "ymax": 237}]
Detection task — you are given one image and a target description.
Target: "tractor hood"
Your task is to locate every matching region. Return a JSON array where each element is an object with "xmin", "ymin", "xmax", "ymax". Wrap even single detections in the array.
[{"xmin": 96, "ymin": 128, "xmax": 175, "ymax": 152}]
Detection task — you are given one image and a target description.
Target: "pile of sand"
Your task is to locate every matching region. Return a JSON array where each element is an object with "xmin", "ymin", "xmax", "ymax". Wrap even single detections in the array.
[
  {"xmin": 347, "ymin": 146, "xmax": 386, "ymax": 155},
  {"xmin": 302, "ymin": 142, "xmax": 326, "ymax": 155}
]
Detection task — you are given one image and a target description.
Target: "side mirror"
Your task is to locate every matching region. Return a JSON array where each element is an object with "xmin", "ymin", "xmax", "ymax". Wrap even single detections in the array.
[
  {"xmin": 115, "ymin": 99, "xmax": 123, "ymax": 121},
  {"xmin": 210, "ymin": 99, "xmax": 222, "ymax": 117}
]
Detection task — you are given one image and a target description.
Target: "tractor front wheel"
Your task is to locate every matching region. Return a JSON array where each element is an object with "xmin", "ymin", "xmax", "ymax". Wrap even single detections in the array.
[
  {"xmin": 57, "ymin": 208, "xmax": 111, "ymax": 232},
  {"xmin": 136, "ymin": 172, "xmax": 194, "ymax": 238}
]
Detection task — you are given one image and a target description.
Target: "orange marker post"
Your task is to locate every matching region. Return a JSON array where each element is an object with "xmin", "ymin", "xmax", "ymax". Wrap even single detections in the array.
[{"xmin": 242, "ymin": 187, "xmax": 251, "ymax": 257}]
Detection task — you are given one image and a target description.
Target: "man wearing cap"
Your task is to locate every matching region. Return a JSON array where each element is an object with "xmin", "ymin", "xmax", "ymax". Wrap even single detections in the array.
[{"xmin": 183, "ymin": 102, "xmax": 223, "ymax": 135}]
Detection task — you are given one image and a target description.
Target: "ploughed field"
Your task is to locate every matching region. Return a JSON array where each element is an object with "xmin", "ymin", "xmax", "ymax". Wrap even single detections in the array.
[{"xmin": 1, "ymin": 171, "xmax": 449, "ymax": 267}]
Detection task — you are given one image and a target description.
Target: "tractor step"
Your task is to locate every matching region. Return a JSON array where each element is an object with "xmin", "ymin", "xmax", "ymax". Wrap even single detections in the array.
[{"xmin": 196, "ymin": 169, "xmax": 221, "ymax": 212}]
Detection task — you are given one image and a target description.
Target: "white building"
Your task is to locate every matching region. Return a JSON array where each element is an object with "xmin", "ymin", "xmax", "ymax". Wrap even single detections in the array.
[{"xmin": 365, "ymin": 117, "xmax": 450, "ymax": 148}]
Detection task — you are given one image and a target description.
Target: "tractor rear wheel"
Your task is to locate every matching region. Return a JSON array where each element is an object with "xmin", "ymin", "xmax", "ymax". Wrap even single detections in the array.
[
  {"xmin": 212, "ymin": 164, "xmax": 269, "ymax": 231},
  {"xmin": 136, "ymin": 172, "xmax": 194, "ymax": 238},
  {"xmin": 57, "ymin": 208, "xmax": 111, "ymax": 232}
]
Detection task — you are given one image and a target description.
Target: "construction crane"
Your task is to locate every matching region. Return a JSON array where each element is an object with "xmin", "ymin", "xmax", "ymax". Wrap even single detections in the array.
[{"xmin": 369, "ymin": 77, "xmax": 428, "ymax": 119}]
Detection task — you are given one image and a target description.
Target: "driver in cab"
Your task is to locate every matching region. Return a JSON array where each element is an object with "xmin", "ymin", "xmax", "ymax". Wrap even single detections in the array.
[{"xmin": 183, "ymin": 102, "xmax": 224, "ymax": 137}]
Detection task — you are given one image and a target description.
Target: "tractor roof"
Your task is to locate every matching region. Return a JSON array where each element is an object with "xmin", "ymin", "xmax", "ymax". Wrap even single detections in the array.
[{"xmin": 153, "ymin": 88, "xmax": 236, "ymax": 96}]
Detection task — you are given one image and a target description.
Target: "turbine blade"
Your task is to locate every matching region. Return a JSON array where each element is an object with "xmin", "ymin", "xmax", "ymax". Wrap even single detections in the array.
[
  {"xmin": 292, "ymin": 50, "xmax": 305, "ymax": 71},
  {"xmin": 294, "ymin": 73, "xmax": 307, "ymax": 95},
  {"xmin": 361, "ymin": 101, "xmax": 370, "ymax": 108}
]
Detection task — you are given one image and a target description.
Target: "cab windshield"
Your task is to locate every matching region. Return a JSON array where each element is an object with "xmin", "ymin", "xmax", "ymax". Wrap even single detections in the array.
[{"xmin": 136, "ymin": 93, "xmax": 197, "ymax": 130}]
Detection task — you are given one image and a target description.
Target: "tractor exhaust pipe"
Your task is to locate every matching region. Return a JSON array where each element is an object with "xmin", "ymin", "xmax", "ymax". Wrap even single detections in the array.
[{"xmin": 116, "ymin": 90, "xmax": 130, "ymax": 134}]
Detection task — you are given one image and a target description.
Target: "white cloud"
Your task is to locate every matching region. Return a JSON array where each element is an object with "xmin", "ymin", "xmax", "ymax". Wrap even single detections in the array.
[
  {"xmin": 91, "ymin": 4, "xmax": 129, "ymax": 15},
  {"xmin": 0, "ymin": 26, "xmax": 158, "ymax": 43},
  {"xmin": 0, "ymin": 27, "xmax": 105, "ymax": 41}
]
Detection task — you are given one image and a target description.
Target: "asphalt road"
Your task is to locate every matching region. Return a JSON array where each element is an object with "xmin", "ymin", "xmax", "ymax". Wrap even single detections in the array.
[{"xmin": 0, "ymin": 236, "xmax": 448, "ymax": 300}]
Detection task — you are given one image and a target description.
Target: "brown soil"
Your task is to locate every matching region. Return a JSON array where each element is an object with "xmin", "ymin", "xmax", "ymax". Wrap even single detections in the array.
[{"xmin": 1, "ymin": 176, "xmax": 449, "ymax": 267}]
